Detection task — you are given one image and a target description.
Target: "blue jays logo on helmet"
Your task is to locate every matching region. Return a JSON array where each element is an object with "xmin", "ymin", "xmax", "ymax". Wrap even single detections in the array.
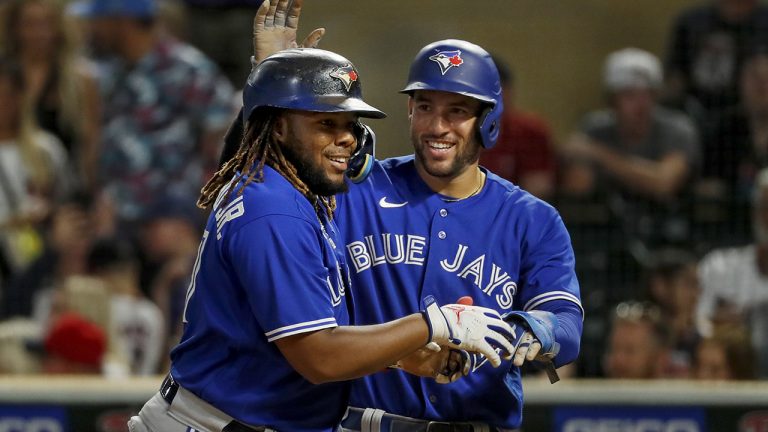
[
  {"xmin": 330, "ymin": 65, "xmax": 359, "ymax": 92},
  {"xmin": 428, "ymin": 50, "xmax": 464, "ymax": 75}
]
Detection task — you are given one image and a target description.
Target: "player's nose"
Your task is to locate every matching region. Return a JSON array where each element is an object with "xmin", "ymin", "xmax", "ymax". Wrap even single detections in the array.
[
  {"xmin": 426, "ymin": 112, "xmax": 450, "ymax": 136},
  {"xmin": 335, "ymin": 128, "xmax": 356, "ymax": 150}
]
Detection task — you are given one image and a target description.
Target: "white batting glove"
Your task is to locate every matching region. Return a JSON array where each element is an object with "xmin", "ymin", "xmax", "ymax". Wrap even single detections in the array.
[{"xmin": 422, "ymin": 296, "xmax": 516, "ymax": 367}]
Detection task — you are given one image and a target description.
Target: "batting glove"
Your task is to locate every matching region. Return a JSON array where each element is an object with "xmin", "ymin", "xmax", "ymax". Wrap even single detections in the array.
[{"xmin": 422, "ymin": 296, "xmax": 516, "ymax": 367}]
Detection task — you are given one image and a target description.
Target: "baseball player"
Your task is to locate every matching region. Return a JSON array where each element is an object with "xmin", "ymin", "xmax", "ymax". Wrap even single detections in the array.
[
  {"xmin": 240, "ymin": 3, "xmax": 584, "ymax": 430},
  {"xmin": 128, "ymin": 44, "xmax": 518, "ymax": 432}
]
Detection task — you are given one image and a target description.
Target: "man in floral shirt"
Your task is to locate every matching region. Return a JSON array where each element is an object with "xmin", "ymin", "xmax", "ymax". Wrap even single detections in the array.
[{"xmin": 71, "ymin": 0, "xmax": 237, "ymax": 227}]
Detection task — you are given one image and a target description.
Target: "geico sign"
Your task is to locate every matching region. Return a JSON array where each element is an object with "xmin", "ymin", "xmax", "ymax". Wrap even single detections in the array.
[
  {"xmin": 564, "ymin": 419, "xmax": 701, "ymax": 432},
  {"xmin": 0, "ymin": 417, "xmax": 63, "ymax": 432}
]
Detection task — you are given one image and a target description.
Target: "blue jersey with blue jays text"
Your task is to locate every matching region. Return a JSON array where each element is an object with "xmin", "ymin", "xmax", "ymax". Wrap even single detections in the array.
[
  {"xmin": 335, "ymin": 156, "xmax": 582, "ymax": 428},
  {"xmin": 170, "ymin": 165, "xmax": 351, "ymax": 431}
]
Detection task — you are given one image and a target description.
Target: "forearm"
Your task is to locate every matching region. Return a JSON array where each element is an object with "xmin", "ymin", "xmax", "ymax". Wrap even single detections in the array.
[
  {"xmin": 593, "ymin": 147, "xmax": 688, "ymax": 200},
  {"xmin": 277, "ymin": 313, "xmax": 429, "ymax": 384},
  {"xmin": 532, "ymin": 300, "xmax": 583, "ymax": 368}
]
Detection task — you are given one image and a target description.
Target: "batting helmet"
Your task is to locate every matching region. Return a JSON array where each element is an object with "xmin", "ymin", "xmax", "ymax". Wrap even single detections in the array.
[
  {"xmin": 401, "ymin": 39, "xmax": 503, "ymax": 148},
  {"xmin": 243, "ymin": 48, "xmax": 386, "ymax": 124}
]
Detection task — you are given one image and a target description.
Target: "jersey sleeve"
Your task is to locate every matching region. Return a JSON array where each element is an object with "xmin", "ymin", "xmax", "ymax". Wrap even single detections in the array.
[
  {"xmin": 226, "ymin": 214, "xmax": 340, "ymax": 342},
  {"xmin": 518, "ymin": 210, "xmax": 583, "ymax": 316}
]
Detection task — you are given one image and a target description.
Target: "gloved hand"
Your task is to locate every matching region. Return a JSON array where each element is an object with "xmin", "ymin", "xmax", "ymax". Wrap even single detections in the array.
[
  {"xmin": 422, "ymin": 296, "xmax": 516, "ymax": 367},
  {"xmin": 503, "ymin": 310, "xmax": 560, "ymax": 366},
  {"xmin": 253, "ymin": 0, "xmax": 325, "ymax": 64}
]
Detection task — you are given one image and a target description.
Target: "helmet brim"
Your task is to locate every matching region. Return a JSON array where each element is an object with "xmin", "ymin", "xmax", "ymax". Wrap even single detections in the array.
[
  {"xmin": 400, "ymin": 82, "xmax": 497, "ymax": 106},
  {"xmin": 312, "ymin": 96, "xmax": 387, "ymax": 119}
]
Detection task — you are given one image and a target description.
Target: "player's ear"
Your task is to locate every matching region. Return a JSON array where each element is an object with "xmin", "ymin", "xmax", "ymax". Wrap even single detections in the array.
[
  {"xmin": 407, "ymin": 96, "xmax": 414, "ymax": 119},
  {"xmin": 272, "ymin": 115, "xmax": 289, "ymax": 144}
]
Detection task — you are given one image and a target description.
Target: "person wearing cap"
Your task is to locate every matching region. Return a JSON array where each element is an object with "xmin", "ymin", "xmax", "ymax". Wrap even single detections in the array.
[
  {"xmin": 42, "ymin": 312, "xmax": 106, "ymax": 375},
  {"xmin": 68, "ymin": 0, "xmax": 237, "ymax": 231},
  {"xmin": 560, "ymin": 47, "xmax": 701, "ymax": 248},
  {"xmin": 127, "ymin": 17, "xmax": 517, "ymax": 429}
]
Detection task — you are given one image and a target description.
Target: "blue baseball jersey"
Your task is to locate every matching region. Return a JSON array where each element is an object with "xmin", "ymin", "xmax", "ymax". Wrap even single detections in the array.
[
  {"xmin": 170, "ymin": 165, "xmax": 351, "ymax": 431},
  {"xmin": 335, "ymin": 156, "xmax": 583, "ymax": 428}
]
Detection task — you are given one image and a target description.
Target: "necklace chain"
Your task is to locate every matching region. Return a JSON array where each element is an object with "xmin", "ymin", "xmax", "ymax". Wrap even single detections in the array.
[{"xmin": 441, "ymin": 170, "xmax": 486, "ymax": 202}]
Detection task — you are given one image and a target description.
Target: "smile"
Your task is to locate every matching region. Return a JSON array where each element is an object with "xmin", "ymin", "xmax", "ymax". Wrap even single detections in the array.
[
  {"xmin": 327, "ymin": 155, "xmax": 349, "ymax": 170},
  {"xmin": 426, "ymin": 140, "xmax": 455, "ymax": 150}
]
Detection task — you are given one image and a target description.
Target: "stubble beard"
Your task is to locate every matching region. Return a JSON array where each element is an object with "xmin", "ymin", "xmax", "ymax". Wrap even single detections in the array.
[{"xmin": 280, "ymin": 132, "xmax": 349, "ymax": 197}]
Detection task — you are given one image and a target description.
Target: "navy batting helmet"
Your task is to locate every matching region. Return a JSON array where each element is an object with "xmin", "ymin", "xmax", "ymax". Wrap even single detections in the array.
[
  {"xmin": 243, "ymin": 48, "xmax": 386, "ymax": 124},
  {"xmin": 401, "ymin": 39, "xmax": 503, "ymax": 148}
]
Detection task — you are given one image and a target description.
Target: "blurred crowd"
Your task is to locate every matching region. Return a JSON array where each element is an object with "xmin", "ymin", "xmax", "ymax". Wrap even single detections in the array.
[{"xmin": 0, "ymin": 0, "xmax": 766, "ymax": 382}]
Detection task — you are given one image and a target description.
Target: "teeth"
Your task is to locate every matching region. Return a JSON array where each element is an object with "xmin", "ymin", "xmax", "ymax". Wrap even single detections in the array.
[
  {"xmin": 329, "ymin": 157, "xmax": 348, "ymax": 164},
  {"xmin": 428, "ymin": 141, "xmax": 453, "ymax": 149}
]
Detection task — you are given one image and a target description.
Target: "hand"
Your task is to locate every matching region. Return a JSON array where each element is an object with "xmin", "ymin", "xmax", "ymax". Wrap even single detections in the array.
[
  {"xmin": 512, "ymin": 331, "xmax": 544, "ymax": 367},
  {"xmin": 503, "ymin": 311, "xmax": 560, "ymax": 367},
  {"xmin": 253, "ymin": 0, "xmax": 325, "ymax": 63},
  {"xmin": 394, "ymin": 342, "xmax": 470, "ymax": 384},
  {"xmin": 423, "ymin": 296, "xmax": 516, "ymax": 367}
]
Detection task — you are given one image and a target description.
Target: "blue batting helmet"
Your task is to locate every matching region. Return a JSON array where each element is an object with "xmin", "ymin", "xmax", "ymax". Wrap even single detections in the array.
[
  {"xmin": 401, "ymin": 39, "xmax": 503, "ymax": 148},
  {"xmin": 243, "ymin": 48, "xmax": 386, "ymax": 124}
]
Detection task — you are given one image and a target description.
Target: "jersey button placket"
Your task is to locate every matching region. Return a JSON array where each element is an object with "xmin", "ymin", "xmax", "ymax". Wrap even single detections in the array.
[
  {"xmin": 438, "ymin": 231, "xmax": 446, "ymax": 240},
  {"xmin": 439, "ymin": 208, "xmax": 448, "ymax": 217}
]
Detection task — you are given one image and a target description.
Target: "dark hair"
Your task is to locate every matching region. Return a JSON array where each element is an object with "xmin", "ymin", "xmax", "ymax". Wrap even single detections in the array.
[
  {"xmin": 646, "ymin": 248, "xmax": 697, "ymax": 281},
  {"xmin": 87, "ymin": 238, "xmax": 137, "ymax": 273}
]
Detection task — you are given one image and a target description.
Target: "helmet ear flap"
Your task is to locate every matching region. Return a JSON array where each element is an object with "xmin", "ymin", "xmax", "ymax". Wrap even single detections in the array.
[
  {"xmin": 477, "ymin": 104, "xmax": 502, "ymax": 148},
  {"xmin": 347, "ymin": 123, "xmax": 376, "ymax": 183}
]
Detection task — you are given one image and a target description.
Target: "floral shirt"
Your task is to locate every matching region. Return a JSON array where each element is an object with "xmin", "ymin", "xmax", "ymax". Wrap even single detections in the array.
[{"xmin": 98, "ymin": 36, "xmax": 236, "ymax": 223}]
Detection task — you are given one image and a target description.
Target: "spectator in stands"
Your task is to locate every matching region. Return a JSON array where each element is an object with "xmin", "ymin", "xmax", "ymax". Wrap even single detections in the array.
[
  {"xmin": 41, "ymin": 312, "xmax": 105, "ymax": 374},
  {"xmin": 704, "ymin": 49, "xmax": 768, "ymax": 202},
  {"xmin": 89, "ymin": 238, "xmax": 164, "ymax": 376},
  {"xmin": 646, "ymin": 249, "xmax": 702, "ymax": 378},
  {"xmin": 603, "ymin": 301, "xmax": 671, "ymax": 379},
  {"xmin": 559, "ymin": 48, "xmax": 700, "ymax": 248},
  {"xmin": 139, "ymin": 196, "xmax": 202, "ymax": 357},
  {"xmin": 69, "ymin": 0, "xmax": 236, "ymax": 230},
  {"xmin": 664, "ymin": 0, "xmax": 768, "ymax": 128},
  {"xmin": 182, "ymin": 0, "xmax": 265, "ymax": 86},
  {"xmin": 0, "ymin": 0, "xmax": 101, "ymax": 190},
  {"xmin": 692, "ymin": 325, "xmax": 756, "ymax": 380},
  {"xmin": 479, "ymin": 55, "xmax": 557, "ymax": 200},
  {"xmin": 2, "ymin": 193, "xmax": 93, "ymax": 319},
  {"xmin": 0, "ymin": 57, "xmax": 73, "ymax": 291},
  {"xmin": 697, "ymin": 167, "xmax": 768, "ymax": 376}
]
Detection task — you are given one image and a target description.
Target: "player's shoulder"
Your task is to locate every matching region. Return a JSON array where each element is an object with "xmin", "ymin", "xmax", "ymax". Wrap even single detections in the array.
[
  {"xmin": 214, "ymin": 168, "xmax": 315, "ymax": 225},
  {"xmin": 485, "ymin": 170, "xmax": 560, "ymax": 219}
]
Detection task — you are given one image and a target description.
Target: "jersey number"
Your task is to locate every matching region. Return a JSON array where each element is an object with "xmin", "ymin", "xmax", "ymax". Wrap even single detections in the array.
[{"xmin": 182, "ymin": 230, "xmax": 209, "ymax": 323}]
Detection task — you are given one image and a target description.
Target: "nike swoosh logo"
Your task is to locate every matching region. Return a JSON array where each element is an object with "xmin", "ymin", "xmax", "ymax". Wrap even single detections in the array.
[{"xmin": 378, "ymin": 197, "xmax": 408, "ymax": 208}]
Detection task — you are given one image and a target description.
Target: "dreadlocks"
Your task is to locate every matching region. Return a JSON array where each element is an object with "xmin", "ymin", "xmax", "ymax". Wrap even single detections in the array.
[{"xmin": 198, "ymin": 109, "xmax": 336, "ymax": 220}]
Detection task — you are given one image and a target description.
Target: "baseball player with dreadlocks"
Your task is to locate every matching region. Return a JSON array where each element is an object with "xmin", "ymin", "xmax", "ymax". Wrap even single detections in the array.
[
  {"xmin": 234, "ymin": 2, "xmax": 585, "ymax": 431},
  {"xmin": 127, "ymin": 5, "xmax": 518, "ymax": 432}
]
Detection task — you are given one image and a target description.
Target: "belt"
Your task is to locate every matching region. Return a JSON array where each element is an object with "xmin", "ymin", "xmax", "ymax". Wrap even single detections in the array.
[
  {"xmin": 160, "ymin": 374, "xmax": 266, "ymax": 432},
  {"xmin": 340, "ymin": 408, "xmax": 496, "ymax": 432}
]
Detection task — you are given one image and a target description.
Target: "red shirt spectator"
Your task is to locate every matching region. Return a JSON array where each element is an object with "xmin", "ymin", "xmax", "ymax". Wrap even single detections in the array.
[
  {"xmin": 480, "ymin": 55, "xmax": 556, "ymax": 200},
  {"xmin": 480, "ymin": 109, "xmax": 556, "ymax": 198}
]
